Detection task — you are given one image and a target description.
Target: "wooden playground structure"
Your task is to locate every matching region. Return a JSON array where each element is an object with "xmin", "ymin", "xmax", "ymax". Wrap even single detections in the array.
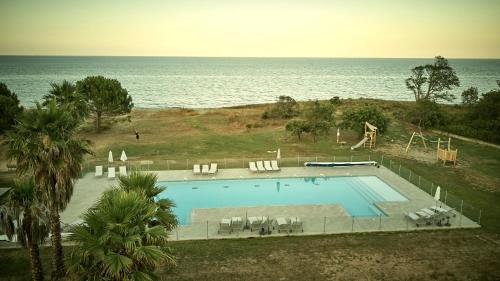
[
  {"xmin": 351, "ymin": 122, "xmax": 377, "ymax": 150},
  {"xmin": 437, "ymin": 137, "xmax": 458, "ymax": 166},
  {"xmin": 405, "ymin": 129, "xmax": 458, "ymax": 166}
]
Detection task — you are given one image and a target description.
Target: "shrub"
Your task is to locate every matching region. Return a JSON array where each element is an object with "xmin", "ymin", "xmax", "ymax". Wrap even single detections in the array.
[
  {"xmin": 262, "ymin": 95, "xmax": 299, "ymax": 119},
  {"xmin": 285, "ymin": 119, "xmax": 310, "ymax": 141},
  {"xmin": 329, "ymin": 96, "xmax": 341, "ymax": 105},
  {"xmin": 407, "ymin": 100, "xmax": 447, "ymax": 129},
  {"xmin": 303, "ymin": 100, "xmax": 335, "ymax": 142},
  {"xmin": 0, "ymin": 82, "xmax": 23, "ymax": 134},
  {"xmin": 461, "ymin": 87, "xmax": 479, "ymax": 105},
  {"xmin": 340, "ymin": 105, "xmax": 389, "ymax": 134}
]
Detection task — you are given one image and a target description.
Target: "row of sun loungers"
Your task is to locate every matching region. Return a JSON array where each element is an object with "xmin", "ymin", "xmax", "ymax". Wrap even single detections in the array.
[
  {"xmin": 95, "ymin": 165, "xmax": 127, "ymax": 179},
  {"xmin": 218, "ymin": 216, "xmax": 303, "ymax": 234},
  {"xmin": 193, "ymin": 163, "xmax": 218, "ymax": 175},
  {"xmin": 249, "ymin": 160, "xmax": 280, "ymax": 173},
  {"xmin": 406, "ymin": 206, "xmax": 456, "ymax": 227}
]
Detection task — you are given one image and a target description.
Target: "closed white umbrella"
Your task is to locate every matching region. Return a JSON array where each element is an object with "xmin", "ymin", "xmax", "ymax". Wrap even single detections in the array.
[
  {"xmin": 120, "ymin": 150, "xmax": 127, "ymax": 162},
  {"xmin": 434, "ymin": 186, "xmax": 441, "ymax": 201},
  {"xmin": 277, "ymin": 148, "xmax": 281, "ymax": 160},
  {"xmin": 108, "ymin": 151, "xmax": 113, "ymax": 163}
]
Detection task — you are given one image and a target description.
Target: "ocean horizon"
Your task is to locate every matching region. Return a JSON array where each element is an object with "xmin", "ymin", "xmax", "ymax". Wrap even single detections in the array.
[{"xmin": 1, "ymin": 56, "xmax": 499, "ymax": 108}]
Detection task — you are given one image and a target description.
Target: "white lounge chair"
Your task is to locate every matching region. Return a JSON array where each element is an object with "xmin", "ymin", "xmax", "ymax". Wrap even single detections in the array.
[
  {"xmin": 264, "ymin": 161, "xmax": 273, "ymax": 171},
  {"xmin": 406, "ymin": 212, "xmax": 428, "ymax": 227},
  {"xmin": 208, "ymin": 163, "xmax": 218, "ymax": 175},
  {"xmin": 249, "ymin": 162, "xmax": 258, "ymax": 173},
  {"xmin": 271, "ymin": 160, "xmax": 280, "ymax": 171},
  {"xmin": 107, "ymin": 167, "xmax": 116, "ymax": 179},
  {"xmin": 201, "ymin": 164, "xmax": 209, "ymax": 175},
  {"xmin": 247, "ymin": 216, "xmax": 261, "ymax": 232},
  {"xmin": 256, "ymin": 161, "xmax": 266, "ymax": 172},
  {"xmin": 95, "ymin": 165, "xmax": 103, "ymax": 177},
  {"xmin": 231, "ymin": 217, "xmax": 244, "ymax": 233},
  {"xmin": 193, "ymin": 164, "xmax": 201, "ymax": 175},
  {"xmin": 119, "ymin": 166, "xmax": 127, "ymax": 176},
  {"xmin": 275, "ymin": 217, "xmax": 290, "ymax": 233},
  {"xmin": 290, "ymin": 217, "xmax": 303, "ymax": 232},
  {"xmin": 218, "ymin": 218, "xmax": 231, "ymax": 234}
]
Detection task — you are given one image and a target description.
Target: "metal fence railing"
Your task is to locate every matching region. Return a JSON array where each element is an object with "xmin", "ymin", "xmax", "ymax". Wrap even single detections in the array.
[{"xmin": 81, "ymin": 152, "xmax": 482, "ymax": 229}]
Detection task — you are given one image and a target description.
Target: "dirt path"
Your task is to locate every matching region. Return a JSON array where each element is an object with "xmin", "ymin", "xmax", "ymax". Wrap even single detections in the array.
[{"xmin": 431, "ymin": 129, "xmax": 500, "ymax": 149}]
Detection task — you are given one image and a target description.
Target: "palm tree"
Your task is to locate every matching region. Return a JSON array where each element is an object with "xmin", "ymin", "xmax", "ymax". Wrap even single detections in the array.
[
  {"xmin": 117, "ymin": 172, "xmax": 178, "ymax": 230},
  {"xmin": 5, "ymin": 101, "xmax": 92, "ymax": 279},
  {"xmin": 42, "ymin": 80, "xmax": 89, "ymax": 122},
  {"xmin": 0, "ymin": 178, "xmax": 50, "ymax": 281},
  {"xmin": 67, "ymin": 189, "xmax": 176, "ymax": 280}
]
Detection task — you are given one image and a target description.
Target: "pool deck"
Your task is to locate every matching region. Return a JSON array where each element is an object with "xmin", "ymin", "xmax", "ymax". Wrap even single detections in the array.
[{"xmin": 60, "ymin": 165, "xmax": 479, "ymax": 239}]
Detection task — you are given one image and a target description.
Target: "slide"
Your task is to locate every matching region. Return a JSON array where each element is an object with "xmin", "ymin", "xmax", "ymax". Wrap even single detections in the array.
[{"xmin": 351, "ymin": 137, "xmax": 368, "ymax": 150}]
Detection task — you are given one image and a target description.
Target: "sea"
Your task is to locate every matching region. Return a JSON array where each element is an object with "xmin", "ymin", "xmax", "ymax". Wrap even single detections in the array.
[{"xmin": 0, "ymin": 56, "xmax": 499, "ymax": 108}]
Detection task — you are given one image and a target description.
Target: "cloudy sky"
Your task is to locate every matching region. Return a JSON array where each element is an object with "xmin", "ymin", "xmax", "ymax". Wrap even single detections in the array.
[{"xmin": 1, "ymin": 0, "xmax": 499, "ymax": 58}]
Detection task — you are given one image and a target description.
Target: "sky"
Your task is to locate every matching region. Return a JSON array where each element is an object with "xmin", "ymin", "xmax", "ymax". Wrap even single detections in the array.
[{"xmin": 0, "ymin": 0, "xmax": 499, "ymax": 58}]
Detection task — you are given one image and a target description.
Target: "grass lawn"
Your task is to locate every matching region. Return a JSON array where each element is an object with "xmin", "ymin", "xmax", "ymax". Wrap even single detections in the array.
[
  {"xmin": 1, "ymin": 229, "xmax": 499, "ymax": 281},
  {"xmin": 1, "ymin": 99, "xmax": 499, "ymax": 280}
]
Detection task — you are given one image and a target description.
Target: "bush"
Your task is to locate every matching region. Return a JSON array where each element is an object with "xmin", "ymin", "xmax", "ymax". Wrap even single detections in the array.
[
  {"xmin": 262, "ymin": 96, "xmax": 299, "ymax": 119},
  {"xmin": 285, "ymin": 119, "xmax": 310, "ymax": 141},
  {"xmin": 0, "ymin": 82, "xmax": 23, "ymax": 134},
  {"xmin": 461, "ymin": 87, "xmax": 479, "ymax": 105},
  {"xmin": 407, "ymin": 100, "xmax": 447, "ymax": 129},
  {"xmin": 329, "ymin": 96, "xmax": 341, "ymax": 105},
  {"xmin": 340, "ymin": 105, "xmax": 389, "ymax": 134}
]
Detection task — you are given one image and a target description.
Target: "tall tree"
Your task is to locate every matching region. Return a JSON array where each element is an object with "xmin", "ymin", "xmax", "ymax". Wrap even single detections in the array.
[
  {"xmin": 0, "ymin": 82, "xmax": 23, "ymax": 134},
  {"xmin": 405, "ymin": 56, "xmax": 460, "ymax": 102},
  {"xmin": 5, "ymin": 101, "xmax": 92, "ymax": 279},
  {"xmin": 68, "ymin": 189, "xmax": 177, "ymax": 280},
  {"xmin": 0, "ymin": 178, "xmax": 50, "ymax": 281},
  {"xmin": 42, "ymin": 80, "xmax": 89, "ymax": 121},
  {"xmin": 76, "ymin": 76, "xmax": 133, "ymax": 132}
]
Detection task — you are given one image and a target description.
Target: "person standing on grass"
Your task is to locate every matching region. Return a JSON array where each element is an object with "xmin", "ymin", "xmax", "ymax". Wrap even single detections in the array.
[{"xmin": 135, "ymin": 130, "xmax": 140, "ymax": 142}]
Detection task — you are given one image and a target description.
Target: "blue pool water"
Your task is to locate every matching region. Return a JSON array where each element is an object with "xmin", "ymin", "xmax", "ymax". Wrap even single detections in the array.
[{"xmin": 158, "ymin": 176, "xmax": 407, "ymax": 224}]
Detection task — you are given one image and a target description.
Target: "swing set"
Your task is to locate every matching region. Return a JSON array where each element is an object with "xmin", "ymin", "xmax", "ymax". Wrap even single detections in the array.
[{"xmin": 405, "ymin": 129, "xmax": 458, "ymax": 166}]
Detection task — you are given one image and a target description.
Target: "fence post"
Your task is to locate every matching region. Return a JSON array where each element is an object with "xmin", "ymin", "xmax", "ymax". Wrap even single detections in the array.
[
  {"xmin": 351, "ymin": 216, "xmax": 355, "ymax": 232},
  {"xmin": 389, "ymin": 159, "xmax": 392, "ymax": 169},
  {"xmin": 381, "ymin": 155, "xmax": 384, "ymax": 165},
  {"xmin": 368, "ymin": 155, "xmax": 371, "ymax": 161},
  {"xmin": 323, "ymin": 216, "xmax": 326, "ymax": 233},
  {"xmin": 398, "ymin": 165, "xmax": 401, "ymax": 176},
  {"xmin": 430, "ymin": 183, "xmax": 433, "ymax": 195},
  {"xmin": 350, "ymin": 155, "xmax": 353, "ymax": 162},
  {"xmin": 297, "ymin": 154, "xmax": 300, "ymax": 166},
  {"xmin": 459, "ymin": 200, "xmax": 463, "ymax": 226},
  {"xmin": 444, "ymin": 190, "xmax": 448, "ymax": 205},
  {"xmin": 334, "ymin": 156, "xmax": 336, "ymax": 161},
  {"xmin": 409, "ymin": 170, "xmax": 412, "ymax": 182},
  {"xmin": 206, "ymin": 220, "xmax": 209, "ymax": 239},
  {"xmin": 478, "ymin": 209, "xmax": 482, "ymax": 225}
]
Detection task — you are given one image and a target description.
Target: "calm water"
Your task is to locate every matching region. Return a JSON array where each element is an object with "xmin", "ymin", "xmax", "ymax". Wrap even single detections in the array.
[
  {"xmin": 1, "ymin": 56, "xmax": 499, "ymax": 108},
  {"xmin": 158, "ymin": 176, "xmax": 407, "ymax": 224}
]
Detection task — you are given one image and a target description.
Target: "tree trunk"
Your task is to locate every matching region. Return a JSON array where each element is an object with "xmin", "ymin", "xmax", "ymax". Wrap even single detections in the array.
[
  {"xmin": 49, "ymin": 208, "xmax": 65, "ymax": 280},
  {"xmin": 29, "ymin": 242, "xmax": 44, "ymax": 281},
  {"xmin": 96, "ymin": 111, "xmax": 101, "ymax": 132},
  {"xmin": 25, "ymin": 212, "xmax": 44, "ymax": 281}
]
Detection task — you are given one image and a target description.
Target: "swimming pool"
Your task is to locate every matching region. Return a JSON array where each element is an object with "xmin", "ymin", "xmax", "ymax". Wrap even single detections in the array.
[{"xmin": 158, "ymin": 176, "xmax": 407, "ymax": 224}]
